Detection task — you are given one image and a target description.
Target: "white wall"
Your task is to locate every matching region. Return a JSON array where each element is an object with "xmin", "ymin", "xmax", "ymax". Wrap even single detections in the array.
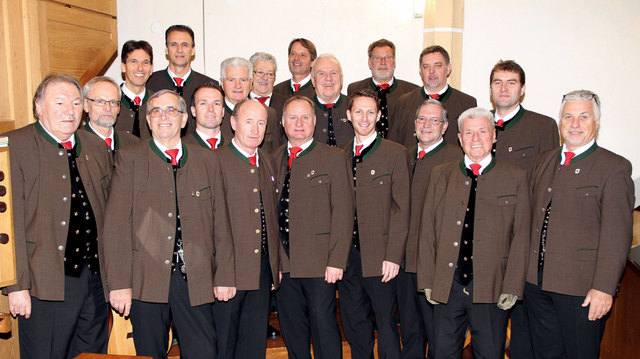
[{"xmin": 106, "ymin": 0, "xmax": 640, "ymax": 204}]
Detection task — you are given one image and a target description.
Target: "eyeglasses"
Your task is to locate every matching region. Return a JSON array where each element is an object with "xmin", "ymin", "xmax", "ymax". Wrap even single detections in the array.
[
  {"xmin": 562, "ymin": 93, "xmax": 600, "ymax": 106},
  {"xmin": 416, "ymin": 117, "xmax": 444, "ymax": 125},
  {"xmin": 149, "ymin": 106, "xmax": 183, "ymax": 118},
  {"xmin": 254, "ymin": 70, "xmax": 275, "ymax": 79},
  {"xmin": 87, "ymin": 98, "xmax": 121, "ymax": 107}
]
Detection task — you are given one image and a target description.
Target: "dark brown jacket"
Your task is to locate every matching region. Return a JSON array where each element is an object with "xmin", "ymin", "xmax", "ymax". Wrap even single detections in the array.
[
  {"xmin": 115, "ymin": 88, "xmax": 153, "ymax": 140},
  {"xmin": 312, "ymin": 94, "xmax": 354, "ymax": 147}
]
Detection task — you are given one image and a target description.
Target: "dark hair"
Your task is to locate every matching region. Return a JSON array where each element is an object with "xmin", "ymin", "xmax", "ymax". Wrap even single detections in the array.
[
  {"xmin": 33, "ymin": 73, "xmax": 82, "ymax": 120},
  {"xmin": 368, "ymin": 39, "xmax": 396, "ymax": 58},
  {"xmin": 121, "ymin": 40, "xmax": 153, "ymax": 64},
  {"xmin": 490, "ymin": 60, "xmax": 525, "ymax": 85},
  {"xmin": 288, "ymin": 38, "xmax": 317, "ymax": 61},
  {"xmin": 191, "ymin": 81, "xmax": 225, "ymax": 106},
  {"xmin": 420, "ymin": 45, "xmax": 450, "ymax": 65},
  {"xmin": 348, "ymin": 89, "xmax": 379, "ymax": 111},
  {"xmin": 165, "ymin": 24, "xmax": 195, "ymax": 45}
]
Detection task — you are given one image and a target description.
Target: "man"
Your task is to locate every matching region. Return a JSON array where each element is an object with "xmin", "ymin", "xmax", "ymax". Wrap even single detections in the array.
[
  {"xmin": 250, "ymin": 52, "xmax": 286, "ymax": 122},
  {"xmin": 402, "ymin": 99, "xmax": 460, "ymax": 359},
  {"xmin": 347, "ymin": 39, "xmax": 418, "ymax": 138},
  {"xmin": 146, "ymin": 25, "xmax": 217, "ymax": 135},
  {"xmin": 275, "ymin": 96, "xmax": 354, "ymax": 359},
  {"xmin": 219, "ymin": 57, "xmax": 281, "ymax": 152},
  {"xmin": 82, "ymin": 76, "xmax": 139, "ymax": 156},
  {"xmin": 417, "ymin": 107, "xmax": 530, "ymax": 359},
  {"xmin": 339, "ymin": 90, "xmax": 409, "ymax": 359},
  {"xmin": 103, "ymin": 90, "xmax": 235, "ymax": 359},
  {"xmin": 489, "ymin": 60, "xmax": 559, "ymax": 358},
  {"xmin": 388, "ymin": 45, "xmax": 477, "ymax": 147},
  {"xmin": 5, "ymin": 73, "xmax": 113, "ymax": 358},
  {"xmin": 184, "ymin": 81, "xmax": 226, "ymax": 150},
  {"xmin": 525, "ymin": 90, "xmax": 633, "ymax": 359},
  {"xmin": 116, "ymin": 40, "xmax": 154, "ymax": 139},
  {"xmin": 310, "ymin": 54, "xmax": 354, "ymax": 147},
  {"xmin": 212, "ymin": 99, "xmax": 281, "ymax": 358},
  {"xmin": 272, "ymin": 38, "xmax": 316, "ymax": 100}
]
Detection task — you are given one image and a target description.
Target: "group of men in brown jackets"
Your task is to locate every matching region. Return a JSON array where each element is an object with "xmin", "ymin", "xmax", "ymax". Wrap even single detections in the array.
[{"xmin": 2, "ymin": 23, "xmax": 634, "ymax": 359}]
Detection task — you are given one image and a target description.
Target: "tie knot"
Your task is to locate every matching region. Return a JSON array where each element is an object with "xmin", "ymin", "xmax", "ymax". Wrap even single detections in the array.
[
  {"xmin": 563, "ymin": 151, "xmax": 576, "ymax": 165},
  {"xmin": 496, "ymin": 119, "xmax": 505, "ymax": 127},
  {"xmin": 248, "ymin": 154, "xmax": 257, "ymax": 166},
  {"xmin": 165, "ymin": 149, "xmax": 179, "ymax": 166},
  {"xmin": 104, "ymin": 138, "xmax": 113, "ymax": 148},
  {"xmin": 469, "ymin": 163, "xmax": 481, "ymax": 176},
  {"xmin": 378, "ymin": 83, "xmax": 390, "ymax": 90},
  {"xmin": 293, "ymin": 83, "xmax": 301, "ymax": 92},
  {"xmin": 418, "ymin": 150, "xmax": 426, "ymax": 159},
  {"xmin": 355, "ymin": 144, "xmax": 364, "ymax": 156},
  {"xmin": 324, "ymin": 103, "xmax": 334, "ymax": 109},
  {"xmin": 206, "ymin": 138, "xmax": 218, "ymax": 150},
  {"xmin": 61, "ymin": 141, "xmax": 73, "ymax": 150},
  {"xmin": 133, "ymin": 96, "xmax": 141, "ymax": 106},
  {"xmin": 428, "ymin": 93, "xmax": 439, "ymax": 100},
  {"xmin": 174, "ymin": 77, "xmax": 184, "ymax": 87},
  {"xmin": 255, "ymin": 96, "xmax": 269, "ymax": 105}
]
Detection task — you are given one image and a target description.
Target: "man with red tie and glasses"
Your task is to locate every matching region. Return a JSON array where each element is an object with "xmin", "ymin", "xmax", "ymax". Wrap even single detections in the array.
[
  {"xmin": 250, "ymin": 52, "xmax": 286, "ymax": 123},
  {"xmin": 183, "ymin": 81, "xmax": 226, "ymax": 150}
]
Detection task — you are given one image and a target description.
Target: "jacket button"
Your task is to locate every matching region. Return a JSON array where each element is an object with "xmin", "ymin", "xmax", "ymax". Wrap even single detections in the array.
[
  {"xmin": 456, "ymin": 220, "xmax": 461, "ymax": 225},
  {"xmin": 168, "ymin": 236, "xmax": 173, "ymax": 240},
  {"xmin": 164, "ymin": 259, "xmax": 170, "ymax": 265},
  {"xmin": 547, "ymin": 187, "xmax": 552, "ymax": 192},
  {"xmin": 254, "ymin": 249, "xmax": 259, "ymax": 254},
  {"xmin": 448, "ymin": 263, "xmax": 453, "ymax": 267},
  {"xmin": 254, "ymin": 208, "xmax": 259, "ymax": 213},
  {"xmin": 58, "ymin": 245, "xmax": 64, "ymax": 251},
  {"xmin": 453, "ymin": 242, "xmax": 459, "ymax": 247},
  {"xmin": 168, "ymin": 213, "xmax": 173, "ymax": 218},
  {"xmin": 62, "ymin": 174, "xmax": 67, "ymax": 179},
  {"xmin": 250, "ymin": 169, "xmax": 255, "ymax": 174},
  {"xmin": 255, "ymin": 229, "xmax": 260, "ymax": 234},
  {"xmin": 60, "ymin": 220, "xmax": 67, "ymax": 226},
  {"xmin": 58, "ymin": 151, "xmax": 64, "ymax": 156},
  {"xmin": 253, "ymin": 188, "xmax": 258, "ymax": 193},
  {"xmin": 63, "ymin": 197, "xmax": 68, "ymax": 202}
]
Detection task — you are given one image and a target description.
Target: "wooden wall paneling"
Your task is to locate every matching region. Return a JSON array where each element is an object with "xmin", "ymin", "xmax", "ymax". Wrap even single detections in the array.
[{"xmin": 50, "ymin": 0, "xmax": 116, "ymax": 16}]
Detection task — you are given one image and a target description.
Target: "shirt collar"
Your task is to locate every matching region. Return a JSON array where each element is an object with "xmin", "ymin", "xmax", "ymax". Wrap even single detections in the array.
[
  {"xmin": 291, "ymin": 74, "xmax": 311, "ymax": 89},
  {"xmin": 196, "ymin": 129, "xmax": 221, "ymax": 149},
  {"xmin": 424, "ymin": 83, "xmax": 449, "ymax": 97},
  {"xmin": 225, "ymin": 98, "xmax": 236, "ymax": 111},
  {"xmin": 464, "ymin": 154, "xmax": 492, "ymax": 174},
  {"xmin": 418, "ymin": 138, "xmax": 444, "ymax": 157},
  {"xmin": 167, "ymin": 67, "xmax": 192, "ymax": 85},
  {"xmin": 494, "ymin": 105, "xmax": 521, "ymax": 122},
  {"xmin": 288, "ymin": 138, "xmax": 313, "ymax": 154},
  {"xmin": 561, "ymin": 139, "xmax": 595, "ymax": 161},
  {"xmin": 372, "ymin": 77, "xmax": 394, "ymax": 87},
  {"xmin": 154, "ymin": 139, "xmax": 183, "ymax": 162},
  {"xmin": 316, "ymin": 94, "xmax": 341, "ymax": 105},
  {"xmin": 41, "ymin": 122, "xmax": 75, "ymax": 147},
  {"xmin": 121, "ymin": 84, "xmax": 146, "ymax": 101},
  {"xmin": 231, "ymin": 138, "xmax": 259, "ymax": 167},
  {"xmin": 354, "ymin": 132, "xmax": 377, "ymax": 153},
  {"xmin": 88, "ymin": 121, "xmax": 114, "ymax": 144},
  {"xmin": 250, "ymin": 91, "xmax": 271, "ymax": 106}
]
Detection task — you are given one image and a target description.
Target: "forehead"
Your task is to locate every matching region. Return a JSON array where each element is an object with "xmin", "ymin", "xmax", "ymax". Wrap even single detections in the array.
[
  {"xmin": 151, "ymin": 93, "xmax": 179, "ymax": 107},
  {"xmin": 352, "ymin": 96, "xmax": 377, "ymax": 109},
  {"xmin": 492, "ymin": 70, "xmax": 520, "ymax": 82},
  {"xmin": 461, "ymin": 116, "xmax": 492, "ymax": 131},
  {"xmin": 562, "ymin": 100, "xmax": 594, "ymax": 115},
  {"xmin": 126, "ymin": 49, "xmax": 151, "ymax": 62},
  {"xmin": 418, "ymin": 104, "xmax": 442, "ymax": 117},
  {"xmin": 89, "ymin": 81, "xmax": 119, "ymax": 97},
  {"xmin": 194, "ymin": 87, "xmax": 223, "ymax": 101},
  {"xmin": 253, "ymin": 60, "xmax": 274, "ymax": 71},
  {"xmin": 238, "ymin": 101, "xmax": 267, "ymax": 120},
  {"xmin": 167, "ymin": 30, "xmax": 193, "ymax": 44},
  {"xmin": 371, "ymin": 46, "xmax": 393, "ymax": 56},
  {"xmin": 44, "ymin": 81, "xmax": 80, "ymax": 99},
  {"xmin": 225, "ymin": 65, "xmax": 249, "ymax": 77},
  {"xmin": 290, "ymin": 42, "xmax": 310, "ymax": 55},
  {"xmin": 314, "ymin": 57, "xmax": 340, "ymax": 71},
  {"xmin": 421, "ymin": 52, "xmax": 446, "ymax": 65},
  {"xmin": 285, "ymin": 100, "xmax": 314, "ymax": 115}
]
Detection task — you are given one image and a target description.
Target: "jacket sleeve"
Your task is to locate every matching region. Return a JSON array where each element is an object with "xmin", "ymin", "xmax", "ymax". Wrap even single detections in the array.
[
  {"xmin": 416, "ymin": 169, "xmax": 441, "ymax": 290},
  {"xmin": 385, "ymin": 148, "xmax": 411, "ymax": 265},
  {"xmin": 326, "ymin": 150, "xmax": 355, "ymax": 270},
  {"xmin": 211, "ymin": 153, "xmax": 235, "ymax": 287}
]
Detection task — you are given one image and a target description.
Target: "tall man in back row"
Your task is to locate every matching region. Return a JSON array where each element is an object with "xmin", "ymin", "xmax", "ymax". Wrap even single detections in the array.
[
  {"xmin": 147, "ymin": 24, "xmax": 217, "ymax": 135},
  {"xmin": 273, "ymin": 38, "xmax": 317, "ymax": 100},
  {"xmin": 347, "ymin": 39, "xmax": 418, "ymax": 138},
  {"xmin": 388, "ymin": 45, "xmax": 476, "ymax": 147},
  {"xmin": 525, "ymin": 90, "xmax": 633, "ymax": 359},
  {"xmin": 116, "ymin": 40, "xmax": 154, "ymax": 139}
]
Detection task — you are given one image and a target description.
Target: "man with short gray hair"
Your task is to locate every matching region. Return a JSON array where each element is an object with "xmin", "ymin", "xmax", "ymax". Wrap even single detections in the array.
[
  {"xmin": 525, "ymin": 90, "xmax": 633, "ymax": 359},
  {"xmin": 417, "ymin": 107, "xmax": 530, "ymax": 359}
]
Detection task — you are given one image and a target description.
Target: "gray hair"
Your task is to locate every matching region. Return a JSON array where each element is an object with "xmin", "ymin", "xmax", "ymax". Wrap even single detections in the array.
[
  {"xmin": 83, "ymin": 76, "xmax": 120, "ymax": 98},
  {"xmin": 220, "ymin": 57, "xmax": 253, "ymax": 81},
  {"xmin": 311, "ymin": 53, "xmax": 342, "ymax": 77},
  {"xmin": 249, "ymin": 52, "xmax": 277, "ymax": 73},
  {"xmin": 457, "ymin": 107, "xmax": 494, "ymax": 131},
  {"xmin": 416, "ymin": 98, "xmax": 448, "ymax": 123},
  {"xmin": 33, "ymin": 73, "xmax": 82, "ymax": 120},
  {"xmin": 560, "ymin": 89, "xmax": 601, "ymax": 122},
  {"xmin": 146, "ymin": 89, "xmax": 187, "ymax": 114}
]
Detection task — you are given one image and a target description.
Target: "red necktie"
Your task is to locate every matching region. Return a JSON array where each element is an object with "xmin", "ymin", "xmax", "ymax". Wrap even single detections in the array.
[
  {"xmin": 288, "ymin": 147, "xmax": 302, "ymax": 169},
  {"xmin": 174, "ymin": 77, "xmax": 184, "ymax": 87},
  {"xmin": 355, "ymin": 144, "xmax": 363, "ymax": 156},
  {"xmin": 105, "ymin": 138, "xmax": 113, "ymax": 148},
  {"xmin": 470, "ymin": 163, "xmax": 481, "ymax": 176},
  {"xmin": 206, "ymin": 138, "xmax": 218, "ymax": 150},
  {"xmin": 61, "ymin": 141, "xmax": 72, "ymax": 150},
  {"xmin": 325, "ymin": 103, "xmax": 334, "ymax": 109},
  {"xmin": 165, "ymin": 149, "xmax": 179, "ymax": 165},
  {"xmin": 293, "ymin": 84, "xmax": 301, "ymax": 92},
  {"xmin": 378, "ymin": 84, "xmax": 390, "ymax": 90},
  {"xmin": 429, "ymin": 94, "xmax": 439, "ymax": 100},
  {"xmin": 248, "ymin": 154, "xmax": 257, "ymax": 166},
  {"xmin": 255, "ymin": 96, "xmax": 269, "ymax": 105},
  {"xmin": 134, "ymin": 96, "xmax": 141, "ymax": 106},
  {"xmin": 496, "ymin": 119, "xmax": 504, "ymax": 127},
  {"xmin": 418, "ymin": 150, "xmax": 426, "ymax": 159},
  {"xmin": 563, "ymin": 152, "xmax": 575, "ymax": 165}
]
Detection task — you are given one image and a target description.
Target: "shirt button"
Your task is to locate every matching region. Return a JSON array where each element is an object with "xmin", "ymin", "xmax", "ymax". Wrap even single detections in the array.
[
  {"xmin": 58, "ymin": 245, "xmax": 64, "ymax": 251},
  {"xmin": 448, "ymin": 263, "xmax": 454, "ymax": 267},
  {"xmin": 164, "ymin": 259, "xmax": 170, "ymax": 265},
  {"xmin": 456, "ymin": 220, "xmax": 461, "ymax": 225},
  {"xmin": 62, "ymin": 197, "xmax": 68, "ymax": 202},
  {"xmin": 254, "ymin": 249, "xmax": 259, "ymax": 254},
  {"xmin": 60, "ymin": 220, "xmax": 67, "ymax": 226},
  {"xmin": 168, "ymin": 213, "xmax": 173, "ymax": 218},
  {"xmin": 255, "ymin": 229, "xmax": 260, "ymax": 234},
  {"xmin": 254, "ymin": 208, "xmax": 259, "ymax": 213},
  {"xmin": 453, "ymin": 242, "xmax": 459, "ymax": 247}
]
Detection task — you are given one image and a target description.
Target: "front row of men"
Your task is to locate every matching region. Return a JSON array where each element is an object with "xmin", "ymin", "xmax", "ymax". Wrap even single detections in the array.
[{"xmin": 4, "ymin": 72, "xmax": 633, "ymax": 359}]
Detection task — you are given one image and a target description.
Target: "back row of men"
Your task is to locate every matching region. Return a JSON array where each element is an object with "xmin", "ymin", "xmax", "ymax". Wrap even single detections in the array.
[{"xmin": 4, "ymin": 23, "xmax": 633, "ymax": 359}]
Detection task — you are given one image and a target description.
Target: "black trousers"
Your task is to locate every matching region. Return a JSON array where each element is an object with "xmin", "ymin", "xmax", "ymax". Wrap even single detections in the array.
[
  {"xmin": 525, "ymin": 277, "xmax": 607, "ymax": 359},
  {"xmin": 509, "ymin": 300, "xmax": 534, "ymax": 359},
  {"xmin": 433, "ymin": 279, "xmax": 508, "ymax": 359},
  {"xmin": 18, "ymin": 268, "xmax": 108, "ymax": 359},
  {"xmin": 396, "ymin": 269, "xmax": 430, "ymax": 359},
  {"xmin": 212, "ymin": 252, "xmax": 273, "ymax": 359},
  {"xmin": 338, "ymin": 246, "xmax": 401, "ymax": 359},
  {"xmin": 276, "ymin": 273, "xmax": 342, "ymax": 359},
  {"xmin": 130, "ymin": 270, "xmax": 217, "ymax": 359}
]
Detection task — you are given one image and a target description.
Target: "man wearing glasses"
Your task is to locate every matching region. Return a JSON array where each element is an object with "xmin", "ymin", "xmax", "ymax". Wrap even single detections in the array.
[
  {"xmin": 250, "ymin": 52, "xmax": 286, "ymax": 122},
  {"xmin": 116, "ymin": 40, "xmax": 154, "ymax": 139},
  {"xmin": 220, "ymin": 57, "xmax": 281, "ymax": 152},
  {"xmin": 82, "ymin": 76, "xmax": 139, "ymax": 156},
  {"xmin": 347, "ymin": 39, "xmax": 418, "ymax": 139},
  {"xmin": 525, "ymin": 90, "xmax": 633, "ymax": 359},
  {"xmin": 104, "ymin": 89, "xmax": 235, "ymax": 359},
  {"xmin": 147, "ymin": 25, "xmax": 217, "ymax": 135}
]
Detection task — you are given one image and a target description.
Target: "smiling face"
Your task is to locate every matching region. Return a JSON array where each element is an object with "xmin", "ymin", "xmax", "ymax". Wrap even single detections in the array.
[
  {"xmin": 252, "ymin": 60, "xmax": 276, "ymax": 96},
  {"xmin": 222, "ymin": 66, "xmax": 251, "ymax": 105},
  {"xmin": 288, "ymin": 41, "xmax": 312, "ymax": 78},
  {"xmin": 147, "ymin": 92, "xmax": 187, "ymax": 146},
  {"xmin": 560, "ymin": 100, "xmax": 599, "ymax": 151},
  {"xmin": 166, "ymin": 30, "xmax": 195, "ymax": 68},
  {"xmin": 458, "ymin": 116, "xmax": 496, "ymax": 163},
  {"xmin": 311, "ymin": 57, "xmax": 343, "ymax": 103},
  {"xmin": 84, "ymin": 80, "xmax": 120, "ymax": 129},
  {"xmin": 231, "ymin": 100, "xmax": 267, "ymax": 154},
  {"xmin": 368, "ymin": 45, "xmax": 395, "ymax": 83},
  {"xmin": 347, "ymin": 96, "xmax": 380, "ymax": 139},
  {"xmin": 36, "ymin": 81, "xmax": 83, "ymax": 141},
  {"xmin": 283, "ymin": 99, "xmax": 316, "ymax": 146},
  {"xmin": 419, "ymin": 52, "xmax": 452, "ymax": 92},
  {"xmin": 121, "ymin": 49, "xmax": 153, "ymax": 92},
  {"xmin": 490, "ymin": 70, "xmax": 525, "ymax": 114},
  {"xmin": 415, "ymin": 103, "xmax": 448, "ymax": 148},
  {"xmin": 191, "ymin": 87, "xmax": 224, "ymax": 131}
]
